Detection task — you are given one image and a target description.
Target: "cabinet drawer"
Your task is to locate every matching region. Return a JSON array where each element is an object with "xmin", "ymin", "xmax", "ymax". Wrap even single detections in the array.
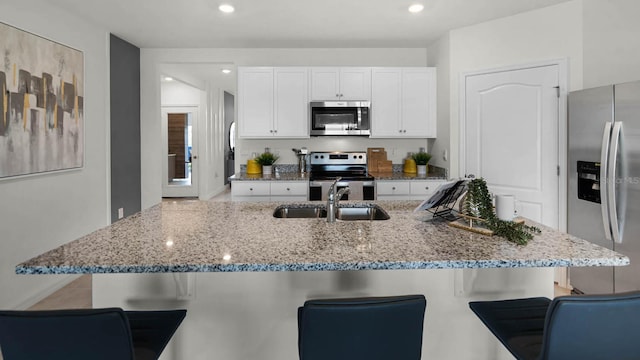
[
  {"xmin": 376, "ymin": 181, "xmax": 410, "ymax": 195},
  {"xmin": 232, "ymin": 182, "xmax": 270, "ymax": 196},
  {"xmin": 271, "ymin": 182, "xmax": 308, "ymax": 196},
  {"xmin": 410, "ymin": 181, "xmax": 444, "ymax": 196}
]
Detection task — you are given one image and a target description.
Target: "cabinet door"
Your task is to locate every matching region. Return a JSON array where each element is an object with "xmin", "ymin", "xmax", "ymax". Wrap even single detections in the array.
[
  {"xmin": 238, "ymin": 68, "xmax": 274, "ymax": 138},
  {"xmin": 310, "ymin": 68, "xmax": 340, "ymax": 100},
  {"xmin": 402, "ymin": 68, "xmax": 437, "ymax": 138},
  {"xmin": 371, "ymin": 68, "xmax": 402, "ymax": 138},
  {"xmin": 339, "ymin": 67, "xmax": 372, "ymax": 100},
  {"xmin": 274, "ymin": 68, "xmax": 309, "ymax": 138},
  {"xmin": 410, "ymin": 180, "xmax": 446, "ymax": 197},
  {"xmin": 231, "ymin": 181, "xmax": 271, "ymax": 201},
  {"xmin": 271, "ymin": 182, "xmax": 308, "ymax": 197},
  {"xmin": 377, "ymin": 181, "xmax": 410, "ymax": 196}
]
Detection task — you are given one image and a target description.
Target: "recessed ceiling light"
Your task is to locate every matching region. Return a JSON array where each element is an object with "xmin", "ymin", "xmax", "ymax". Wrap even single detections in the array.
[
  {"xmin": 221, "ymin": 69, "xmax": 232, "ymax": 74},
  {"xmin": 408, "ymin": 4, "xmax": 424, "ymax": 13},
  {"xmin": 164, "ymin": 76, "xmax": 173, "ymax": 81},
  {"xmin": 219, "ymin": 4, "xmax": 235, "ymax": 13}
]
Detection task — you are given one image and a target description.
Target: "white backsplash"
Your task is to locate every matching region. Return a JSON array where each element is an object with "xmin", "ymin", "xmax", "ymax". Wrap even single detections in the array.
[{"xmin": 237, "ymin": 137, "xmax": 433, "ymax": 167}]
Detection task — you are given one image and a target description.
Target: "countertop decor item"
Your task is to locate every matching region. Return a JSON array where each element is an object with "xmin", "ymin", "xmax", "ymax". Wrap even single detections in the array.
[
  {"xmin": 403, "ymin": 153, "xmax": 417, "ymax": 174},
  {"xmin": 246, "ymin": 159, "xmax": 261, "ymax": 174},
  {"xmin": 255, "ymin": 152, "xmax": 279, "ymax": 175},
  {"xmin": 461, "ymin": 178, "xmax": 540, "ymax": 245},
  {"xmin": 412, "ymin": 152, "xmax": 431, "ymax": 175}
]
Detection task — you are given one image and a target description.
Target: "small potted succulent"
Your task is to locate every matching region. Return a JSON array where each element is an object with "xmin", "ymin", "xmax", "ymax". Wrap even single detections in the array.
[
  {"xmin": 412, "ymin": 152, "xmax": 432, "ymax": 176},
  {"xmin": 254, "ymin": 152, "xmax": 279, "ymax": 175}
]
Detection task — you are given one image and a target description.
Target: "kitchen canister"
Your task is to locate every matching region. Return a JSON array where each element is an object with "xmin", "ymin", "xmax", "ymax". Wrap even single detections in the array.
[
  {"xmin": 495, "ymin": 194, "xmax": 516, "ymax": 221},
  {"xmin": 246, "ymin": 159, "xmax": 261, "ymax": 174},
  {"xmin": 403, "ymin": 154, "xmax": 417, "ymax": 174}
]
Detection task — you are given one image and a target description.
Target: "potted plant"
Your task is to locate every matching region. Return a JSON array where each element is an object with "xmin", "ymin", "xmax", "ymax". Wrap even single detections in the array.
[
  {"xmin": 254, "ymin": 152, "xmax": 279, "ymax": 175},
  {"xmin": 412, "ymin": 152, "xmax": 431, "ymax": 175}
]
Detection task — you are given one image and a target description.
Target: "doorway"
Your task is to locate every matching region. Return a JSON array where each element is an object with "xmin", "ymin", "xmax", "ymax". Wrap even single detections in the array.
[
  {"xmin": 460, "ymin": 60, "xmax": 569, "ymax": 286},
  {"xmin": 162, "ymin": 106, "xmax": 199, "ymax": 197}
]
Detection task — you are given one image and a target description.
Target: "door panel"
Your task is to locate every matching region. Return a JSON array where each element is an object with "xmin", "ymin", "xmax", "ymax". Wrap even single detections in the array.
[
  {"xmin": 162, "ymin": 106, "xmax": 199, "ymax": 198},
  {"xmin": 567, "ymin": 86, "xmax": 615, "ymax": 294},
  {"xmin": 613, "ymin": 81, "xmax": 640, "ymax": 292},
  {"xmin": 464, "ymin": 65, "xmax": 559, "ymax": 227}
]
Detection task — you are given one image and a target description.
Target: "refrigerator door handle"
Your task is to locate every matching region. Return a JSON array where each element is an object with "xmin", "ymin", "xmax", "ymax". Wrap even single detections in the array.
[
  {"xmin": 600, "ymin": 121, "xmax": 613, "ymax": 241},
  {"xmin": 608, "ymin": 122, "xmax": 623, "ymax": 243}
]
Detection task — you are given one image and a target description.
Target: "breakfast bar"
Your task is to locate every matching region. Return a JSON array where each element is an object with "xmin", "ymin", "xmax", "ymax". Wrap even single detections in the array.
[{"xmin": 17, "ymin": 200, "xmax": 628, "ymax": 359}]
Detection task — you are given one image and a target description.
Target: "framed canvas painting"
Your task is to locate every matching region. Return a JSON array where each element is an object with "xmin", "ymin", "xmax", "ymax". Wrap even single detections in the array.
[{"xmin": 0, "ymin": 22, "xmax": 84, "ymax": 178}]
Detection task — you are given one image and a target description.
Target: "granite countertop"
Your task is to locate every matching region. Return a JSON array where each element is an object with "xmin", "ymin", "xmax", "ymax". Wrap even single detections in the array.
[
  {"xmin": 228, "ymin": 172, "xmax": 310, "ymax": 181},
  {"xmin": 17, "ymin": 200, "xmax": 629, "ymax": 274},
  {"xmin": 230, "ymin": 164, "xmax": 448, "ymax": 182}
]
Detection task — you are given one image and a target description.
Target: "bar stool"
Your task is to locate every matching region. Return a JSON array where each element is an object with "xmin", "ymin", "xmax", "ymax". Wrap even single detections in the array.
[
  {"xmin": 0, "ymin": 307, "xmax": 186, "ymax": 360},
  {"xmin": 297, "ymin": 294, "xmax": 426, "ymax": 360},
  {"xmin": 469, "ymin": 291, "xmax": 640, "ymax": 360}
]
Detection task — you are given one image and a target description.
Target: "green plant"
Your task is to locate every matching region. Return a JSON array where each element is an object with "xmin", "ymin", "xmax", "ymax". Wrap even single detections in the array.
[
  {"xmin": 254, "ymin": 152, "xmax": 279, "ymax": 166},
  {"xmin": 463, "ymin": 178, "xmax": 541, "ymax": 245},
  {"xmin": 412, "ymin": 152, "xmax": 432, "ymax": 165}
]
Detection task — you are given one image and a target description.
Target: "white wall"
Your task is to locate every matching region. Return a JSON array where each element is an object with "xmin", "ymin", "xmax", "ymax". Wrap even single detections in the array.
[
  {"xmin": 0, "ymin": 0, "xmax": 109, "ymax": 308},
  {"xmin": 426, "ymin": 34, "xmax": 451, "ymax": 170},
  {"xmin": 583, "ymin": 0, "xmax": 640, "ymax": 88},
  {"xmin": 439, "ymin": 0, "xmax": 584, "ymax": 178},
  {"xmin": 141, "ymin": 48, "xmax": 430, "ymax": 209}
]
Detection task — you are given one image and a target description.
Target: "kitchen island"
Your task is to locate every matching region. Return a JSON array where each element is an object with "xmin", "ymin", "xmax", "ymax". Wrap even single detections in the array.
[{"xmin": 17, "ymin": 200, "xmax": 628, "ymax": 359}]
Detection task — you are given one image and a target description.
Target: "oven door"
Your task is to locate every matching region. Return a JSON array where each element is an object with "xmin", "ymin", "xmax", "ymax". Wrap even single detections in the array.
[{"xmin": 309, "ymin": 181, "xmax": 376, "ymax": 201}]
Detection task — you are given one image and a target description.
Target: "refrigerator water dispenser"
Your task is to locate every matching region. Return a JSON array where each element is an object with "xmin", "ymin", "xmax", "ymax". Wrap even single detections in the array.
[{"xmin": 577, "ymin": 161, "xmax": 601, "ymax": 203}]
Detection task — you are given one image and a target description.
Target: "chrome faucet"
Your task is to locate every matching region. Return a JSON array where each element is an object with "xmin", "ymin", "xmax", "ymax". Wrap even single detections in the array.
[{"xmin": 327, "ymin": 177, "xmax": 350, "ymax": 223}]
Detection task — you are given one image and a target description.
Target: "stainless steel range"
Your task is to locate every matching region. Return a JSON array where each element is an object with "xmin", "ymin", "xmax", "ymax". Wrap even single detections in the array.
[{"xmin": 308, "ymin": 152, "xmax": 376, "ymax": 201}]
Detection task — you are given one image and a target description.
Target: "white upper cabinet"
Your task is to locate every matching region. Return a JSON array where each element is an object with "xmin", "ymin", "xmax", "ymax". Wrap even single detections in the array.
[
  {"xmin": 238, "ymin": 67, "xmax": 274, "ymax": 138},
  {"xmin": 371, "ymin": 67, "xmax": 437, "ymax": 138},
  {"xmin": 273, "ymin": 67, "xmax": 309, "ymax": 138},
  {"xmin": 238, "ymin": 67, "xmax": 309, "ymax": 138},
  {"xmin": 310, "ymin": 67, "xmax": 371, "ymax": 101}
]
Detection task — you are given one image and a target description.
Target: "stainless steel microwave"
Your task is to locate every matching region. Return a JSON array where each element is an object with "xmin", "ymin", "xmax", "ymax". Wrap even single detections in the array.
[{"xmin": 310, "ymin": 101, "xmax": 371, "ymax": 136}]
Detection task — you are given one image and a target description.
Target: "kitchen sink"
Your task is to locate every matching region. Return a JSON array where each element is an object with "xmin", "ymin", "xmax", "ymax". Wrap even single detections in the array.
[
  {"xmin": 336, "ymin": 205, "xmax": 390, "ymax": 221},
  {"xmin": 273, "ymin": 205, "xmax": 327, "ymax": 218},
  {"xmin": 273, "ymin": 204, "xmax": 389, "ymax": 221}
]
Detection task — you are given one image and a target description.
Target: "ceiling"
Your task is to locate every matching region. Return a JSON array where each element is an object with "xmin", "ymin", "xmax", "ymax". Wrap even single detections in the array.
[{"xmin": 51, "ymin": 0, "xmax": 572, "ymax": 48}]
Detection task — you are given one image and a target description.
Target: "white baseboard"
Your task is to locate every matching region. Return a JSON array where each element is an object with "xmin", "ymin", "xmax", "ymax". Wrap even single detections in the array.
[{"xmin": 12, "ymin": 274, "xmax": 83, "ymax": 310}]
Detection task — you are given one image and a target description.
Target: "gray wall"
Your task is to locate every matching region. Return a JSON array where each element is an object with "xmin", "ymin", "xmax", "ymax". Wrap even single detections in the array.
[{"xmin": 110, "ymin": 34, "xmax": 141, "ymax": 222}]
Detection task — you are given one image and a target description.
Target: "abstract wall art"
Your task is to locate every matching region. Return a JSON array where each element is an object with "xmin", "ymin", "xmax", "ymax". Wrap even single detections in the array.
[{"xmin": 0, "ymin": 22, "xmax": 84, "ymax": 178}]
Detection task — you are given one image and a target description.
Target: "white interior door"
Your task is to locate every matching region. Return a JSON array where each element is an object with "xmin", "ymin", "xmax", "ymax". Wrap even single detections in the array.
[
  {"xmin": 162, "ymin": 106, "xmax": 199, "ymax": 197},
  {"xmin": 463, "ymin": 65, "xmax": 559, "ymax": 228}
]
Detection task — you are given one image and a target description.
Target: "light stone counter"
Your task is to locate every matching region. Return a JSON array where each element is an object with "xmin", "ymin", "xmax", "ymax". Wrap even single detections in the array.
[{"xmin": 17, "ymin": 200, "xmax": 628, "ymax": 274}]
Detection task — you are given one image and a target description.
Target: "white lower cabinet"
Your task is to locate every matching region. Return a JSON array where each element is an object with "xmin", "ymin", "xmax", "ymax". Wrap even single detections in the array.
[
  {"xmin": 377, "ymin": 180, "xmax": 445, "ymax": 200},
  {"xmin": 232, "ymin": 181, "xmax": 308, "ymax": 202}
]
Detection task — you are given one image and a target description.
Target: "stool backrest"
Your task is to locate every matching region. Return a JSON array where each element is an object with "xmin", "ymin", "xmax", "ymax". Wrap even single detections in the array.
[
  {"xmin": 298, "ymin": 294, "xmax": 426, "ymax": 360},
  {"xmin": 541, "ymin": 291, "xmax": 640, "ymax": 360},
  {"xmin": 0, "ymin": 308, "xmax": 135, "ymax": 360}
]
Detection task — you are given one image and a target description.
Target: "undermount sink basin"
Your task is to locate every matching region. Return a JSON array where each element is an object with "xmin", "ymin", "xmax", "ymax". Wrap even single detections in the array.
[
  {"xmin": 273, "ymin": 204, "xmax": 390, "ymax": 221},
  {"xmin": 273, "ymin": 205, "xmax": 327, "ymax": 218}
]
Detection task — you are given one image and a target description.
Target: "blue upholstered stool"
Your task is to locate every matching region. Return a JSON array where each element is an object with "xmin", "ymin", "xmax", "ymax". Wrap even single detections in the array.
[
  {"xmin": 0, "ymin": 307, "xmax": 186, "ymax": 360},
  {"xmin": 298, "ymin": 294, "xmax": 426, "ymax": 360},
  {"xmin": 469, "ymin": 291, "xmax": 640, "ymax": 360}
]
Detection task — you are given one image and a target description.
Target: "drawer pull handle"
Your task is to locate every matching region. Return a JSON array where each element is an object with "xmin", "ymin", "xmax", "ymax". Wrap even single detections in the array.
[
  {"xmin": 392, "ymin": 187, "xmax": 396, "ymax": 190},
  {"xmin": 286, "ymin": 188, "xmax": 290, "ymax": 191},
  {"xmin": 249, "ymin": 188, "xmax": 253, "ymax": 191},
  {"xmin": 425, "ymin": 186, "xmax": 429, "ymax": 190}
]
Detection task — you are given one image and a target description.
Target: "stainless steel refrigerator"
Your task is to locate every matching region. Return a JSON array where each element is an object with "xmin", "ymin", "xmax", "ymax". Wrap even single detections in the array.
[{"xmin": 568, "ymin": 80, "xmax": 640, "ymax": 294}]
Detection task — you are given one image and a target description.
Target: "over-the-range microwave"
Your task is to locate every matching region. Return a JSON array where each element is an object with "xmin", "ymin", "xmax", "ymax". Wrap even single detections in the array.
[{"xmin": 310, "ymin": 101, "xmax": 370, "ymax": 136}]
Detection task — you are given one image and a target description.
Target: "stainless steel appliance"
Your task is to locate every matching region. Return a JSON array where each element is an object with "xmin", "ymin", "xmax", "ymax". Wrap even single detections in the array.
[
  {"xmin": 568, "ymin": 80, "xmax": 640, "ymax": 294},
  {"xmin": 310, "ymin": 101, "xmax": 371, "ymax": 136},
  {"xmin": 308, "ymin": 152, "xmax": 376, "ymax": 201}
]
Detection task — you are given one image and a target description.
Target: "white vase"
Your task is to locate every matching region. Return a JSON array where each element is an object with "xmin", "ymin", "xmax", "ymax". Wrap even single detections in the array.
[
  {"xmin": 262, "ymin": 165, "xmax": 273, "ymax": 175},
  {"xmin": 417, "ymin": 165, "xmax": 427, "ymax": 176}
]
